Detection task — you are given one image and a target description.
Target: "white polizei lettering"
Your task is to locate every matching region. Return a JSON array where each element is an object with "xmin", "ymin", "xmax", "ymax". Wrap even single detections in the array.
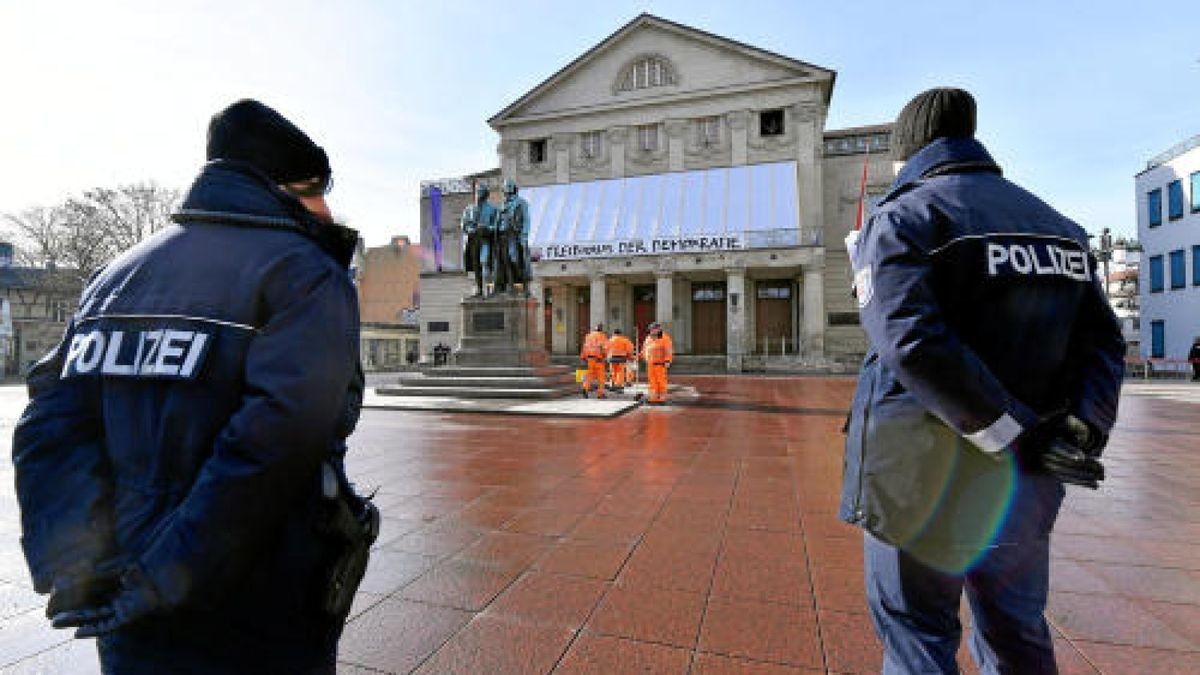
[
  {"xmin": 1049, "ymin": 246, "xmax": 1067, "ymax": 275},
  {"xmin": 101, "ymin": 331, "xmax": 135, "ymax": 375},
  {"xmin": 178, "ymin": 332, "xmax": 209, "ymax": 378},
  {"xmin": 986, "ymin": 243, "xmax": 1009, "ymax": 276},
  {"xmin": 1009, "ymin": 245, "xmax": 1033, "ymax": 274},
  {"xmin": 152, "ymin": 330, "xmax": 190, "ymax": 376},
  {"xmin": 61, "ymin": 333, "xmax": 89, "ymax": 377},
  {"xmin": 140, "ymin": 331, "xmax": 163, "ymax": 375},
  {"xmin": 1030, "ymin": 245, "xmax": 1057, "ymax": 275},
  {"xmin": 1063, "ymin": 250, "xmax": 1088, "ymax": 281},
  {"xmin": 74, "ymin": 331, "xmax": 105, "ymax": 374}
]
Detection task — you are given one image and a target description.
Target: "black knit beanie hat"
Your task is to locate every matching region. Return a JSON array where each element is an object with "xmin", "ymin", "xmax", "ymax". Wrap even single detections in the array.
[
  {"xmin": 891, "ymin": 88, "xmax": 977, "ymax": 161},
  {"xmin": 206, "ymin": 99, "xmax": 331, "ymax": 186}
]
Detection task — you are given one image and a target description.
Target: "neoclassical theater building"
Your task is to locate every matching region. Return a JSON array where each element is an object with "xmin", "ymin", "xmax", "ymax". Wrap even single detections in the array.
[{"xmin": 418, "ymin": 14, "xmax": 894, "ymax": 369}]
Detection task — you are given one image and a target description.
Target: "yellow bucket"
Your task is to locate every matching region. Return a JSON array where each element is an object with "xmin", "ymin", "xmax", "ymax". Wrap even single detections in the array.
[{"xmin": 575, "ymin": 369, "xmax": 587, "ymax": 383}]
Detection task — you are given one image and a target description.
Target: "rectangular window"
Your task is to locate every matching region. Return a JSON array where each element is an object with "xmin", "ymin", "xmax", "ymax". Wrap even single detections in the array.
[
  {"xmin": 1194, "ymin": 245, "xmax": 1200, "ymax": 286},
  {"xmin": 759, "ymin": 109, "xmax": 785, "ymax": 137},
  {"xmin": 692, "ymin": 283, "xmax": 725, "ymax": 301},
  {"xmin": 697, "ymin": 116, "xmax": 721, "ymax": 147},
  {"xmin": 756, "ymin": 282, "xmax": 791, "ymax": 299},
  {"xmin": 637, "ymin": 124, "xmax": 659, "ymax": 152},
  {"xmin": 1150, "ymin": 320, "xmax": 1165, "ymax": 358},
  {"xmin": 1147, "ymin": 188, "xmax": 1162, "ymax": 227},
  {"xmin": 1192, "ymin": 171, "xmax": 1200, "ymax": 212},
  {"xmin": 1170, "ymin": 249, "xmax": 1186, "ymax": 289},
  {"xmin": 528, "ymin": 139, "xmax": 547, "ymax": 164},
  {"xmin": 1168, "ymin": 180, "xmax": 1184, "ymax": 220},
  {"xmin": 1149, "ymin": 255, "xmax": 1164, "ymax": 292},
  {"xmin": 427, "ymin": 321, "xmax": 449, "ymax": 333},
  {"xmin": 828, "ymin": 311, "xmax": 861, "ymax": 326},
  {"xmin": 580, "ymin": 131, "xmax": 602, "ymax": 159}
]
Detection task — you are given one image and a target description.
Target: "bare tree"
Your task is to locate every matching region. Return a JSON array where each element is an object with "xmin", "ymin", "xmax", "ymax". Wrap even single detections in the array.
[{"xmin": 3, "ymin": 181, "xmax": 180, "ymax": 285}]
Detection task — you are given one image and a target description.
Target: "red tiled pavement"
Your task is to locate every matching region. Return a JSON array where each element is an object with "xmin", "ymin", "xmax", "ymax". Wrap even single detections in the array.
[
  {"xmin": 323, "ymin": 376, "xmax": 1200, "ymax": 673},
  {"xmin": 6, "ymin": 378, "xmax": 1193, "ymax": 672}
]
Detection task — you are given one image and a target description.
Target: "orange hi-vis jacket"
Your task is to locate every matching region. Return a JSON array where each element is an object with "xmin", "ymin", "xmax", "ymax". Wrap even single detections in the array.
[
  {"xmin": 607, "ymin": 335, "xmax": 635, "ymax": 362},
  {"xmin": 581, "ymin": 330, "xmax": 609, "ymax": 361},
  {"xmin": 642, "ymin": 333, "xmax": 673, "ymax": 365}
]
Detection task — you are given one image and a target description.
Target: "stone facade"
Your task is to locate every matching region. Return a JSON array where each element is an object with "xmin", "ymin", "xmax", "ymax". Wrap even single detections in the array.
[
  {"xmin": 0, "ymin": 266, "xmax": 79, "ymax": 378},
  {"xmin": 355, "ymin": 236, "xmax": 421, "ymax": 369},
  {"xmin": 418, "ymin": 14, "xmax": 894, "ymax": 369}
]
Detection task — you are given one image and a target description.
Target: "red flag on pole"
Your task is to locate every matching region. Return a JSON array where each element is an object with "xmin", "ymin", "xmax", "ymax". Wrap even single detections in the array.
[{"xmin": 854, "ymin": 141, "xmax": 871, "ymax": 231}]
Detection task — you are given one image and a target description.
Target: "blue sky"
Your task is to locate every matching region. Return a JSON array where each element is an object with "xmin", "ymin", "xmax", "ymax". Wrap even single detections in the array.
[{"xmin": 2, "ymin": 0, "xmax": 1197, "ymax": 245}]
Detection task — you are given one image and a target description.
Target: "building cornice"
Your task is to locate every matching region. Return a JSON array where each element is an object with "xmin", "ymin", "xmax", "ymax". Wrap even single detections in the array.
[{"xmin": 493, "ymin": 76, "xmax": 824, "ymax": 132}]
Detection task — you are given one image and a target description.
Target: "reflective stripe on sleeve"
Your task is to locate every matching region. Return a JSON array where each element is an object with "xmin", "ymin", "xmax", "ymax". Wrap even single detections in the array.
[{"xmin": 965, "ymin": 412, "xmax": 1024, "ymax": 454}]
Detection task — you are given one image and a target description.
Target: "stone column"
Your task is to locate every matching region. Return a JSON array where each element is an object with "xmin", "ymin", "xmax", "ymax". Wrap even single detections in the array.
[
  {"xmin": 589, "ymin": 274, "xmax": 607, "ymax": 332},
  {"xmin": 527, "ymin": 277, "xmax": 545, "ymax": 348},
  {"xmin": 727, "ymin": 110, "xmax": 750, "ymax": 166},
  {"xmin": 794, "ymin": 103, "xmax": 824, "ymax": 243},
  {"xmin": 550, "ymin": 285, "xmax": 570, "ymax": 354},
  {"xmin": 553, "ymin": 133, "xmax": 572, "ymax": 184},
  {"xmin": 726, "ymin": 267, "xmax": 747, "ymax": 371},
  {"xmin": 802, "ymin": 265, "xmax": 826, "ymax": 360},
  {"xmin": 497, "ymin": 139, "xmax": 518, "ymax": 181},
  {"xmin": 607, "ymin": 126, "xmax": 627, "ymax": 179},
  {"xmin": 666, "ymin": 119, "xmax": 686, "ymax": 172},
  {"xmin": 655, "ymin": 272, "xmax": 674, "ymax": 335}
]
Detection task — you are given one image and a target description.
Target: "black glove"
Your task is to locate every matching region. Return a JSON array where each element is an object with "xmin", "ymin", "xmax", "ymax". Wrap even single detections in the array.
[
  {"xmin": 51, "ymin": 565, "xmax": 162, "ymax": 638},
  {"xmin": 1040, "ymin": 437, "xmax": 1105, "ymax": 489},
  {"xmin": 45, "ymin": 568, "xmax": 121, "ymax": 620},
  {"xmin": 1017, "ymin": 413, "xmax": 1106, "ymax": 489}
]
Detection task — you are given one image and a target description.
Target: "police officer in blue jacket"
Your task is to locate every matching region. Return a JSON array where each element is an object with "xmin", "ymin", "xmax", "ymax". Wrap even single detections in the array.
[
  {"xmin": 841, "ymin": 88, "xmax": 1123, "ymax": 674},
  {"xmin": 13, "ymin": 100, "xmax": 367, "ymax": 673}
]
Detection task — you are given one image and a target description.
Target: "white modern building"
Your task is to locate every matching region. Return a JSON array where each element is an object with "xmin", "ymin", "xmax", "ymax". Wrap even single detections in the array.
[
  {"xmin": 1136, "ymin": 134, "xmax": 1200, "ymax": 360},
  {"xmin": 418, "ymin": 14, "xmax": 894, "ymax": 370}
]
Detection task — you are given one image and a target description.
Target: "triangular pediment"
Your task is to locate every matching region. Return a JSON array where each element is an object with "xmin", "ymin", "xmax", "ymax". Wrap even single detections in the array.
[{"xmin": 489, "ymin": 14, "xmax": 834, "ymax": 126}]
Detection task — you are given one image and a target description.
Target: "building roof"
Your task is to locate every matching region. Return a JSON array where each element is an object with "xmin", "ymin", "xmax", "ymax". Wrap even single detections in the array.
[
  {"xmin": 1139, "ymin": 132, "xmax": 1200, "ymax": 174},
  {"xmin": 489, "ymin": 13, "xmax": 836, "ymax": 127},
  {"xmin": 824, "ymin": 123, "xmax": 893, "ymax": 138},
  {"xmin": 0, "ymin": 266, "xmax": 58, "ymax": 290}
]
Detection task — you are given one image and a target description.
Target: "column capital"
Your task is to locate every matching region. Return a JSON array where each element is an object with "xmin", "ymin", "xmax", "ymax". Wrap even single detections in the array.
[
  {"xmin": 664, "ymin": 118, "xmax": 688, "ymax": 138},
  {"xmin": 606, "ymin": 126, "xmax": 627, "ymax": 145},
  {"xmin": 726, "ymin": 109, "xmax": 751, "ymax": 131},
  {"xmin": 793, "ymin": 102, "xmax": 823, "ymax": 123},
  {"xmin": 497, "ymin": 139, "xmax": 520, "ymax": 158}
]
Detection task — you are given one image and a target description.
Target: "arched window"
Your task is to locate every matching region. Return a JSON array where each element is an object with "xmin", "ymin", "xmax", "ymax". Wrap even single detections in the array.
[{"xmin": 616, "ymin": 55, "xmax": 676, "ymax": 92}]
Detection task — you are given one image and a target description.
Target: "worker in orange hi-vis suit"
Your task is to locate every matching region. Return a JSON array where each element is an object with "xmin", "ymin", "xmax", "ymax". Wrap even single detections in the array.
[
  {"xmin": 641, "ymin": 322, "xmax": 673, "ymax": 405},
  {"xmin": 580, "ymin": 323, "xmax": 609, "ymax": 399},
  {"xmin": 606, "ymin": 328, "xmax": 635, "ymax": 392}
]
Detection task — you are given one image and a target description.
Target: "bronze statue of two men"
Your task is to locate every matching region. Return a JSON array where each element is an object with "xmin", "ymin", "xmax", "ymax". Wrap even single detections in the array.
[{"xmin": 461, "ymin": 178, "xmax": 531, "ymax": 298}]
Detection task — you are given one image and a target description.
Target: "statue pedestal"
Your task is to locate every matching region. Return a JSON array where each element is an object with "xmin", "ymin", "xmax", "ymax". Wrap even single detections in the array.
[{"xmin": 455, "ymin": 294, "xmax": 548, "ymax": 367}]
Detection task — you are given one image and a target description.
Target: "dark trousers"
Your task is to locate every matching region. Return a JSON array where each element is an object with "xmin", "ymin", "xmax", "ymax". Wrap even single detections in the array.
[
  {"xmin": 98, "ymin": 627, "xmax": 337, "ymax": 675},
  {"xmin": 864, "ymin": 532, "xmax": 1058, "ymax": 674}
]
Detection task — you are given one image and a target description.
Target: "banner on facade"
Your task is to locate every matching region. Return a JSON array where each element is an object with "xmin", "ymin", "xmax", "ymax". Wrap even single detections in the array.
[
  {"xmin": 429, "ymin": 186, "xmax": 443, "ymax": 271},
  {"xmin": 541, "ymin": 235, "xmax": 743, "ymax": 261}
]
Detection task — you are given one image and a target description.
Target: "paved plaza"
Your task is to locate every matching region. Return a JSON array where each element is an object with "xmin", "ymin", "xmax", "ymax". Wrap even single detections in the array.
[{"xmin": 1, "ymin": 377, "xmax": 1198, "ymax": 673}]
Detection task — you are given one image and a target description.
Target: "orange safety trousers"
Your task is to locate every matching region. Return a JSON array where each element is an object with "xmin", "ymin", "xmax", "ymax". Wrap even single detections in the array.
[
  {"xmin": 584, "ymin": 359, "xmax": 607, "ymax": 397},
  {"xmin": 647, "ymin": 363, "xmax": 668, "ymax": 402},
  {"xmin": 610, "ymin": 362, "xmax": 628, "ymax": 388}
]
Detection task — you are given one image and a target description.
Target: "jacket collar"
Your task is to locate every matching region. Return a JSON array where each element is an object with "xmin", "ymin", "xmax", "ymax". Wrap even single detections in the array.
[
  {"xmin": 882, "ymin": 137, "xmax": 1002, "ymax": 205},
  {"xmin": 173, "ymin": 160, "xmax": 359, "ymax": 269}
]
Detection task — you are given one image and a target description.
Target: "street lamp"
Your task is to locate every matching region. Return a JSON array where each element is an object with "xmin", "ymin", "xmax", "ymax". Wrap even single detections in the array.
[{"xmin": 1093, "ymin": 227, "xmax": 1113, "ymax": 296}]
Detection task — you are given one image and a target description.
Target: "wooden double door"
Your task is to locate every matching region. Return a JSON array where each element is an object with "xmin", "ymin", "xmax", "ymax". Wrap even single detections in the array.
[{"xmin": 691, "ymin": 282, "xmax": 727, "ymax": 355}]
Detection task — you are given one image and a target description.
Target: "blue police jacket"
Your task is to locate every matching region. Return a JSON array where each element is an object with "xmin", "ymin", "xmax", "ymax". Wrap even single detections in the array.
[
  {"xmin": 840, "ymin": 138, "xmax": 1124, "ymax": 568},
  {"xmin": 13, "ymin": 160, "xmax": 363, "ymax": 643}
]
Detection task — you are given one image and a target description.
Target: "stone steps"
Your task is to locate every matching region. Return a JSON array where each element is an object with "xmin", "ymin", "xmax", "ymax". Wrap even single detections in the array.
[
  {"xmin": 376, "ymin": 365, "xmax": 578, "ymax": 400},
  {"xmin": 376, "ymin": 385, "xmax": 573, "ymax": 399}
]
